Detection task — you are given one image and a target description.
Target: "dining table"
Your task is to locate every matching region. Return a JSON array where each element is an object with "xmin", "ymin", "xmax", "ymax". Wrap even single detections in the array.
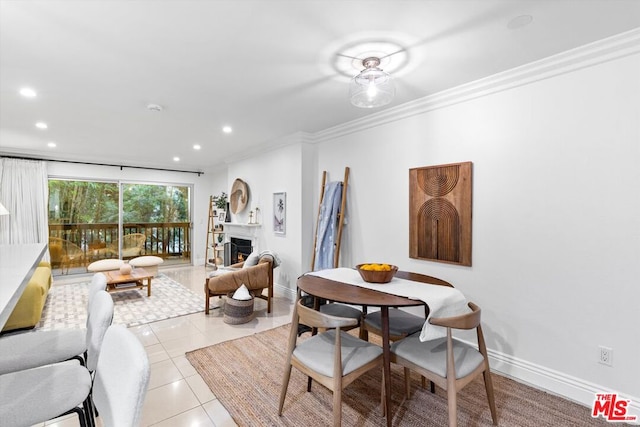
[{"xmin": 297, "ymin": 267, "xmax": 468, "ymax": 427}]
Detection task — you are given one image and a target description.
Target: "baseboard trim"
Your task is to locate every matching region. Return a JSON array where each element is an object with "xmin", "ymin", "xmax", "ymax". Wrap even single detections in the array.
[
  {"xmin": 487, "ymin": 347, "xmax": 640, "ymax": 422},
  {"xmin": 275, "ymin": 282, "xmax": 297, "ymax": 301}
]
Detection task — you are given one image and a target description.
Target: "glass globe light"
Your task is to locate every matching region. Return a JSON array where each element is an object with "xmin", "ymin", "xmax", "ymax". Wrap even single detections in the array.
[{"xmin": 349, "ymin": 57, "xmax": 395, "ymax": 108}]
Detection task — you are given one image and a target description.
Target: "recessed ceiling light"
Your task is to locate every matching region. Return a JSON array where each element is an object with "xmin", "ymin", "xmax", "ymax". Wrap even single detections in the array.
[
  {"xmin": 147, "ymin": 103, "xmax": 163, "ymax": 112},
  {"xmin": 193, "ymin": 144, "xmax": 201, "ymax": 150},
  {"xmin": 35, "ymin": 122, "xmax": 48, "ymax": 129},
  {"xmin": 47, "ymin": 142, "xmax": 56, "ymax": 148},
  {"xmin": 173, "ymin": 156, "xmax": 180, "ymax": 162},
  {"xmin": 222, "ymin": 126, "xmax": 232, "ymax": 134},
  {"xmin": 20, "ymin": 87, "xmax": 37, "ymax": 98}
]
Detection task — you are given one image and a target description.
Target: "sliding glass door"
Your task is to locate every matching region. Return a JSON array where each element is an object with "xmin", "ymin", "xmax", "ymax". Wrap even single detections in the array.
[
  {"xmin": 48, "ymin": 179, "xmax": 191, "ymax": 275},
  {"xmin": 121, "ymin": 183, "xmax": 191, "ymax": 262}
]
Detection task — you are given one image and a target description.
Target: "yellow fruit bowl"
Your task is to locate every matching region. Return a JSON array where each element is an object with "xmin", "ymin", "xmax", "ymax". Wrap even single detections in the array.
[{"xmin": 356, "ymin": 263, "xmax": 398, "ymax": 284}]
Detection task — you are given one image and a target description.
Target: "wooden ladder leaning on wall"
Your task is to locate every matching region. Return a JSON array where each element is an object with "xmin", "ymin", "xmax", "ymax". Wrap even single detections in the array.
[{"xmin": 310, "ymin": 167, "xmax": 350, "ymax": 270}]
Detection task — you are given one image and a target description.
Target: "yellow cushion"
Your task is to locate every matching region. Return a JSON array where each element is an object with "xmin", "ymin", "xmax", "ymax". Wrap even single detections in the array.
[{"xmin": 2, "ymin": 266, "xmax": 52, "ymax": 332}]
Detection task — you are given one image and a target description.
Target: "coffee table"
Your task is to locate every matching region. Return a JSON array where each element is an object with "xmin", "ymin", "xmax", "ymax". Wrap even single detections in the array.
[{"xmin": 103, "ymin": 267, "xmax": 153, "ymax": 297}]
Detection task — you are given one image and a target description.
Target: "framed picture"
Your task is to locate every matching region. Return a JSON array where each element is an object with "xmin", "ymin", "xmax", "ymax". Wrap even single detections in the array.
[
  {"xmin": 273, "ymin": 192, "xmax": 286, "ymax": 235},
  {"xmin": 409, "ymin": 161, "xmax": 472, "ymax": 266},
  {"xmin": 218, "ymin": 211, "xmax": 226, "ymax": 222}
]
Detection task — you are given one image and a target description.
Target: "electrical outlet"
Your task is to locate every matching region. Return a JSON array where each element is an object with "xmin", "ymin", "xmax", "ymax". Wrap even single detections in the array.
[{"xmin": 599, "ymin": 346, "xmax": 613, "ymax": 366}]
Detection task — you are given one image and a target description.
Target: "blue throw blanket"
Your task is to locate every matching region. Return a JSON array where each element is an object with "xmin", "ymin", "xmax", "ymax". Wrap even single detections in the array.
[{"xmin": 313, "ymin": 181, "xmax": 343, "ymax": 270}]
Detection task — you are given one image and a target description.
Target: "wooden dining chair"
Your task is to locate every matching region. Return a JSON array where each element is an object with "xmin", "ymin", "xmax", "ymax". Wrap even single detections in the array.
[
  {"xmin": 390, "ymin": 302, "xmax": 498, "ymax": 427},
  {"xmin": 279, "ymin": 299, "xmax": 384, "ymax": 427},
  {"xmin": 361, "ymin": 271, "xmax": 455, "ymax": 393},
  {"xmin": 361, "ymin": 271, "xmax": 454, "ymax": 342}
]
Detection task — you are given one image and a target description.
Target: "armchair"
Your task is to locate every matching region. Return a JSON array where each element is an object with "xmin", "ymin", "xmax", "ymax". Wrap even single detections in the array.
[
  {"xmin": 205, "ymin": 253, "xmax": 277, "ymax": 314},
  {"xmin": 107, "ymin": 233, "xmax": 147, "ymax": 259},
  {"xmin": 49, "ymin": 237, "xmax": 86, "ymax": 274}
]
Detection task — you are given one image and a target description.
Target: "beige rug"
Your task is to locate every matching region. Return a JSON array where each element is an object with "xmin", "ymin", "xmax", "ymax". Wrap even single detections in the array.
[
  {"xmin": 35, "ymin": 273, "xmax": 205, "ymax": 331},
  {"xmin": 187, "ymin": 324, "xmax": 618, "ymax": 426}
]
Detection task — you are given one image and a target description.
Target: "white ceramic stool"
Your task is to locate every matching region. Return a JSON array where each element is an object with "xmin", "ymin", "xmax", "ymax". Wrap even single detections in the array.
[
  {"xmin": 87, "ymin": 259, "xmax": 124, "ymax": 272},
  {"xmin": 129, "ymin": 256, "xmax": 163, "ymax": 276}
]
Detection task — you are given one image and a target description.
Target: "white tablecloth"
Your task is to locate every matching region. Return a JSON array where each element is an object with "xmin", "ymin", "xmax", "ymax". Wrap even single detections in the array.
[{"xmin": 308, "ymin": 268, "xmax": 470, "ymax": 341}]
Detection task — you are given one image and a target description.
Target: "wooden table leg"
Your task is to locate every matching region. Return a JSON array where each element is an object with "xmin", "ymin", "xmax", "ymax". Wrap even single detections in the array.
[
  {"xmin": 147, "ymin": 277, "xmax": 152, "ymax": 296},
  {"xmin": 381, "ymin": 306, "xmax": 392, "ymax": 427}
]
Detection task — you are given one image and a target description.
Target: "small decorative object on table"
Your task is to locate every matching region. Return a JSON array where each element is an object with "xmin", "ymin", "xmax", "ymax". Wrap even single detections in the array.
[
  {"xmin": 356, "ymin": 263, "xmax": 398, "ymax": 283},
  {"xmin": 119, "ymin": 263, "xmax": 133, "ymax": 275}
]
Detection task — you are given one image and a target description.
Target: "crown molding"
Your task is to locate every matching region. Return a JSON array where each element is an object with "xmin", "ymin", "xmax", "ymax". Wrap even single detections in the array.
[
  {"xmin": 312, "ymin": 27, "xmax": 640, "ymax": 144},
  {"xmin": 223, "ymin": 131, "xmax": 314, "ymax": 165}
]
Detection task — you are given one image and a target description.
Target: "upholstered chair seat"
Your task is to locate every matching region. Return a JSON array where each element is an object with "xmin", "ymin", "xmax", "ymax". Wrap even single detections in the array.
[
  {"xmin": 389, "ymin": 302, "xmax": 498, "ymax": 427},
  {"xmin": 364, "ymin": 308, "xmax": 425, "ymax": 338},
  {"xmin": 391, "ymin": 334, "xmax": 485, "ymax": 379},
  {"xmin": 293, "ymin": 329, "xmax": 382, "ymax": 377},
  {"xmin": 0, "ymin": 273, "xmax": 109, "ymax": 375},
  {"xmin": 0, "ymin": 363, "xmax": 92, "ymax": 427}
]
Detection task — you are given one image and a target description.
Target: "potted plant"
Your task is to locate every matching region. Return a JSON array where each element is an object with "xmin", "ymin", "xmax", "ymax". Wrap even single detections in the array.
[{"xmin": 216, "ymin": 192, "xmax": 228, "ymax": 222}]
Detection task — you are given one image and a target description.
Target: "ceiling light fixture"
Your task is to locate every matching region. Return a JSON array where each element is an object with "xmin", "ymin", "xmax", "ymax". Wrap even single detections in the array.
[
  {"xmin": 173, "ymin": 157, "xmax": 180, "ymax": 162},
  {"xmin": 20, "ymin": 87, "xmax": 37, "ymax": 98},
  {"xmin": 193, "ymin": 144, "xmax": 201, "ymax": 150},
  {"xmin": 222, "ymin": 126, "xmax": 232, "ymax": 134},
  {"xmin": 349, "ymin": 57, "xmax": 395, "ymax": 108},
  {"xmin": 47, "ymin": 142, "xmax": 56, "ymax": 148},
  {"xmin": 35, "ymin": 122, "xmax": 48, "ymax": 129}
]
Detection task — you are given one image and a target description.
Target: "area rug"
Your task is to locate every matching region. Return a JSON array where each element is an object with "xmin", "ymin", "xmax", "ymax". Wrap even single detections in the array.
[
  {"xmin": 186, "ymin": 324, "xmax": 616, "ymax": 427},
  {"xmin": 35, "ymin": 273, "xmax": 204, "ymax": 330}
]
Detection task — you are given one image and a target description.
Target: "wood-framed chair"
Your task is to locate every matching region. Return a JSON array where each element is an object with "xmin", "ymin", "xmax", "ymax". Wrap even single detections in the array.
[
  {"xmin": 361, "ymin": 271, "xmax": 454, "ymax": 342},
  {"xmin": 390, "ymin": 302, "xmax": 498, "ymax": 427},
  {"xmin": 204, "ymin": 253, "xmax": 276, "ymax": 314},
  {"xmin": 107, "ymin": 233, "xmax": 147, "ymax": 259},
  {"xmin": 279, "ymin": 298, "xmax": 383, "ymax": 427},
  {"xmin": 49, "ymin": 236, "xmax": 87, "ymax": 274}
]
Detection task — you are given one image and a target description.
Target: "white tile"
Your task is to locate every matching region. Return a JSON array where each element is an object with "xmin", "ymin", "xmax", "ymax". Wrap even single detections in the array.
[
  {"xmin": 161, "ymin": 332, "xmax": 215, "ymax": 357},
  {"xmin": 129, "ymin": 324, "xmax": 160, "ymax": 346},
  {"xmin": 43, "ymin": 414, "xmax": 81, "ymax": 426},
  {"xmin": 149, "ymin": 406, "xmax": 215, "ymax": 427},
  {"xmin": 172, "ymin": 354, "xmax": 198, "ymax": 377},
  {"xmin": 148, "ymin": 358, "xmax": 184, "ymax": 390},
  {"xmin": 185, "ymin": 373, "xmax": 215, "ymax": 404},
  {"xmin": 145, "ymin": 342, "xmax": 171, "ymax": 364},
  {"xmin": 150, "ymin": 317, "xmax": 203, "ymax": 342},
  {"xmin": 202, "ymin": 400, "xmax": 237, "ymax": 427},
  {"xmin": 140, "ymin": 379, "xmax": 201, "ymax": 426}
]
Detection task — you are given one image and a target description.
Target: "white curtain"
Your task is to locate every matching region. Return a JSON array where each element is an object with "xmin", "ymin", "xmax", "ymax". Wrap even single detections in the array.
[{"xmin": 0, "ymin": 158, "xmax": 49, "ymax": 245}]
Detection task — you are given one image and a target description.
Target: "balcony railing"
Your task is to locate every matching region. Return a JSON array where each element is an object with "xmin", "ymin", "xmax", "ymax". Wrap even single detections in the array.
[{"xmin": 48, "ymin": 222, "xmax": 191, "ymax": 273}]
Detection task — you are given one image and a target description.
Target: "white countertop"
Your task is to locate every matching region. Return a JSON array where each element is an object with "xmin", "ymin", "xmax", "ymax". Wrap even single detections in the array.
[{"xmin": 0, "ymin": 243, "xmax": 48, "ymax": 330}]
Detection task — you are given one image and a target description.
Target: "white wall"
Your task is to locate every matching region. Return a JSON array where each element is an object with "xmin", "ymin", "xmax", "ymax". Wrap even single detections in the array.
[
  {"xmin": 46, "ymin": 162, "xmax": 215, "ymax": 266},
  {"xmin": 314, "ymin": 49, "xmax": 640, "ymax": 406},
  {"xmin": 223, "ymin": 142, "xmax": 309, "ymax": 294},
  {"xmin": 221, "ymin": 37, "xmax": 640, "ymax": 410}
]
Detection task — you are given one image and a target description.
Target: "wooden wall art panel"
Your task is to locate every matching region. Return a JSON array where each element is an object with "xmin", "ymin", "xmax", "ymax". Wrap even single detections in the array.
[{"xmin": 409, "ymin": 161, "xmax": 472, "ymax": 266}]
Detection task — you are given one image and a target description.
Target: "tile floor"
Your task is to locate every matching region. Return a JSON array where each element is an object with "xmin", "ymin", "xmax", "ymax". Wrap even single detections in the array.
[{"xmin": 36, "ymin": 265, "xmax": 295, "ymax": 427}]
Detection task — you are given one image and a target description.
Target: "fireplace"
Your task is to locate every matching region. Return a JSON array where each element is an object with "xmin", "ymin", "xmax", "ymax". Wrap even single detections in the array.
[{"xmin": 224, "ymin": 237, "xmax": 253, "ymax": 266}]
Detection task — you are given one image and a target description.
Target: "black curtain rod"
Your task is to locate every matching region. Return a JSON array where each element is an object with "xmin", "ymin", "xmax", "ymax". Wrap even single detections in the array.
[{"xmin": 0, "ymin": 155, "xmax": 204, "ymax": 176}]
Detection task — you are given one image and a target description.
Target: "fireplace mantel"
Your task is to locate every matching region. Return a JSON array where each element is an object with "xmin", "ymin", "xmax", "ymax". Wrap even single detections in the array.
[
  {"xmin": 223, "ymin": 223, "xmax": 262, "ymax": 253},
  {"xmin": 222, "ymin": 223, "xmax": 261, "ymax": 230}
]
